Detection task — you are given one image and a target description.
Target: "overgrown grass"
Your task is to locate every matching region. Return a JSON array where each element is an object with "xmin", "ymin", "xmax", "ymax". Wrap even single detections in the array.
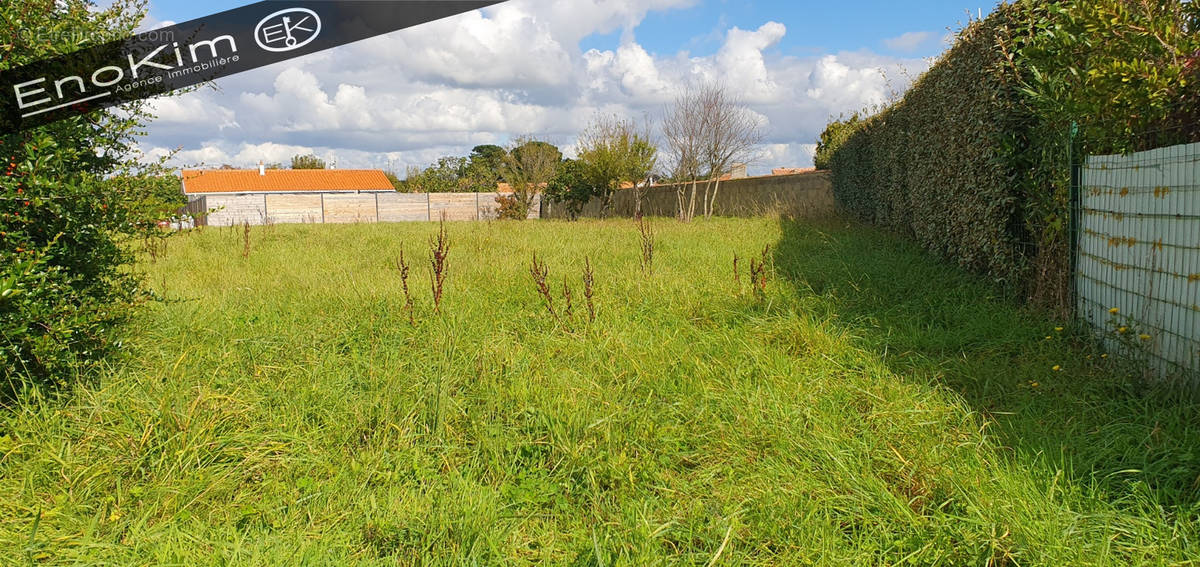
[{"xmin": 1, "ymin": 217, "xmax": 1198, "ymax": 565}]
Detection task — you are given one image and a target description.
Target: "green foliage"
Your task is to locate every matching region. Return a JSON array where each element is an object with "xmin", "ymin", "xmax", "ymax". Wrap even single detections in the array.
[
  {"xmin": 829, "ymin": 5, "xmax": 1033, "ymax": 288},
  {"xmin": 500, "ymin": 139, "xmax": 561, "ymax": 219},
  {"xmin": 398, "ymin": 156, "xmax": 470, "ymax": 193},
  {"xmin": 290, "ymin": 154, "xmax": 327, "ymax": 170},
  {"xmin": 813, "ymin": 112, "xmax": 864, "ymax": 170},
  {"xmin": 1019, "ymin": 0, "xmax": 1200, "ymax": 150},
  {"xmin": 383, "ymin": 170, "xmax": 402, "ymax": 190},
  {"xmin": 465, "ymin": 144, "xmax": 508, "ymax": 191},
  {"xmin": 576, "ymin": 115, "xmax": 658, "ymax": 216},
  {"xmin": 825, "ymin": 0, "xmax": 1198, "ymax": 308},
  {"xmin": 544, "ymin": 158, "xmax": 604, "ymax": 219},
  {"xmin": 397, "ymin": 148, "xmax": 511, "ymax": 193},
  {"xmin": 0, "ymin": 0, "xmax": 172, "ymax": 398}
]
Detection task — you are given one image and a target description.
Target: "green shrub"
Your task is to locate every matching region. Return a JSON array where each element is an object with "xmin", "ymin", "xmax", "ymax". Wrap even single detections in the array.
[
  {"xmin": 544, "ymin": 158, "xmax": 603, "ymax": 220},
  {"xmin": 813, "ymin": 112, "xmax": 865, "ymax": 170},
  {"xmin": 0, "ymin": 1, "xmax": 175, "ymax": 400}
]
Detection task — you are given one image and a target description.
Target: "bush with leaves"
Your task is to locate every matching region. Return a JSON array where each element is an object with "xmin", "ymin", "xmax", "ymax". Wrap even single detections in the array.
[
  {"xmin": 1, "ymin": 0, "xmax": 175, "ymax": 399},
  {"xmin": 544, "ymin": 159, "xmax": 603, "ymax": 220}
]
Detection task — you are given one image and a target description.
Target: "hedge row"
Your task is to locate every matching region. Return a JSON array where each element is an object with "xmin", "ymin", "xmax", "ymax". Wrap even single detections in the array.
[
  {"xmin": 826, "ymin": 0, "xmax": 1199, "ymax": 309},
  {"xmin": 830, "ymin": 4, "xmax": 1038, "ymax": 292}
]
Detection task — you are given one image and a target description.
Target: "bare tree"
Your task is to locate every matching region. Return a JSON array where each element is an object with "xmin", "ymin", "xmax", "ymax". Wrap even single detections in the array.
[
  {"xmin": 662, "ymin": 83, "xmax": 763, "ymax": 221},
  {"xmin": 501, "ymin": 136, "xmax": 562, "ymax": 218},
  {"xmin": 577, "ymin": 114, "xmax": 658, "ymax": 217},
  {"xmin": 662, "ymin": 87, "xmax": 704, "ymax": 221}
]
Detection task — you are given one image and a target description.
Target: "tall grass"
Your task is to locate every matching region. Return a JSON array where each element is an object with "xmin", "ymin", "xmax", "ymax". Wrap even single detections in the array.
[{"xmin": 0, "ymin": 217, "xmax": 1197, "ymax": 565}]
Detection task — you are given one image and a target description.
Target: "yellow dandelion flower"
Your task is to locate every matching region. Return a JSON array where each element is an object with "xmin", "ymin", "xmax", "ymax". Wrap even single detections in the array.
[
  {"xmin": 1031, "ymin": 381, "xmax": 1040, "ymax": 387},
  {"xmin": 1055, "ymin": 327, "xmax": 1064, "ymax": 332},
  {"xmin": 1045, "ymin": 336, "xmax": 1053, "ymax": 341},
  {"xmin": 1052, "ymin": 365, "xmax": 1061, "ymax": 372},
  {"xmin": 1118, "ymin": 327, "xmax": 1128, "ymax": 334},
  {"xmin": 1101, "ymin": 354, "xmax": 1109, "ymax": 359},
  {"xmin": 1109, "ymin": 307, "xmax": 1120, "ymax": 314},
  {"xmin": 1140, "ymin": 334, "xmax": 1151, "ymax": 341}
]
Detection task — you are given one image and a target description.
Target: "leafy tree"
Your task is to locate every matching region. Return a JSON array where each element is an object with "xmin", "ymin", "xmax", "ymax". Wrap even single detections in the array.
[
  {"xmin": 383, "ymin": 170, "xmax": 403, "ymax": 190},
  {"xmin": 464, "ymin": 144, "xmax": 507, "ymax": 192},
  {"xmin": 1, "ymin": 0, "xmax": 177, "ymax": 397},
  {"xmin": 291, "ymin": 154, "xmax": 327, "ymax": 169},
  {"xmin": 499, "ymin": 139, "xmax": 561, "ymax": 219},
  {"xmin": 399, "ymin": 156, "xmax": 470, "ymax": 193},
  {"xmin": 576, "ymin": 115, "xmax": 657, "ymax": 217},
  {"xmin": 545, "ymin": 159, "xmax": 604, "ymax": 220}
]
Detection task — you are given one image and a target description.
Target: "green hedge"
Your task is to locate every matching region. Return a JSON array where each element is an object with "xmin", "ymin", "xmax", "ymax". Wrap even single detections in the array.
[
  {"xmin": 830, "ymin": 4, "xmax": 1036, "ymax": 289},
  {"xmin": 827, "ymin": 0, "xmax": 1199, "ymax": 308}
]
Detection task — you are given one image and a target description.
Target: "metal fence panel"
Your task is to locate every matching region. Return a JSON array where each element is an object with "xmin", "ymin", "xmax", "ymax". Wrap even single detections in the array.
[{"xmin": 1076, "ymin": 141, "xmax": 1200, "ymax": 378}]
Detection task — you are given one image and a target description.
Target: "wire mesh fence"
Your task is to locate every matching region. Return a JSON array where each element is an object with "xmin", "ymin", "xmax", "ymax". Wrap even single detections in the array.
[{"xmin": 1073, "ymin": 129, "xmax": 1200, "ymax": 382}]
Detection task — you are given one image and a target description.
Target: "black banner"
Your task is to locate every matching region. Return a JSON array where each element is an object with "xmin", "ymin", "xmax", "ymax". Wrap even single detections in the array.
[{"xmin": 1, "ymin": 1, "xmax": 502, "ymax": 132}]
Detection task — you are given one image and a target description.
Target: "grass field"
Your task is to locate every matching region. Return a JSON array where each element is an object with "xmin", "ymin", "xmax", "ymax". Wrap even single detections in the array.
[{"xmin": 2, "ymin": 217, "xmax": 1199, "ymax": 565}]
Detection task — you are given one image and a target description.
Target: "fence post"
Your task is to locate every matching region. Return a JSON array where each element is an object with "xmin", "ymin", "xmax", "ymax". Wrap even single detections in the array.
[{"xmin": 1067, "ymin": 121, "xmax": 1082, "ymax": 316}]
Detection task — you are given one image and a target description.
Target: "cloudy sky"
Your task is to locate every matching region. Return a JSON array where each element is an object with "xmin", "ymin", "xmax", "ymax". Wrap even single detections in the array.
[{"xmin": 132, "ymin": 0, "xmax": 994, "ymax": 175}]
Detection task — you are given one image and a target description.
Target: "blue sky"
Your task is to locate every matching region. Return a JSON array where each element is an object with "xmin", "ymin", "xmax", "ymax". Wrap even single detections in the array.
[
  {"xmin": 148, "ymin": 0, "xmax": 987, "ymax": 59},
  {"xmin": 134, "ymin": 0, "xmax": 999, "ymax": 173}
]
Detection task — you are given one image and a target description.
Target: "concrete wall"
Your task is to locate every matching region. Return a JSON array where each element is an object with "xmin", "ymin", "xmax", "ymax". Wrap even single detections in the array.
[
  {"xmin": 265, "ymin": 194, "xmax": 322, "ymax": 224},
  {"xmin": 323, "ymin": 194, "xmax": 378, "ymax": 224},
  {"xmin": 188, "ymin": 191, "xmax": 541, "ymax": 226},
  {"xmin": 540, "ymin": 171, "xmax": 834, "ymax": 219},
  {"xmin": 377, "ymin": 193, "xmax": 429, "ymax": 222},
  {"xmin": 202, "ymin": 194, "xmax": 267, "ymax": 226}
]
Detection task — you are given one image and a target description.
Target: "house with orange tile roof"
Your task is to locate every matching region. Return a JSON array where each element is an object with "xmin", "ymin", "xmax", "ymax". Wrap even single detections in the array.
[
  {"xmin": 181, "ymin": 166, "xmax": 395, "ymax": 196},
  {"xmin": 181, "ymin": 164, "xmax": 539, "ymax": 226},
  {"xmin": 181, "ymin": 165, "xmax": 398, "ymax": 226}
]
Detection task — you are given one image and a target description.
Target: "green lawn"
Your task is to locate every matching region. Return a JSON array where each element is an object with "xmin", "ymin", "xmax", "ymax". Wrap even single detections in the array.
[{"xmin": 2, "ymin": 217, "xmax": 1198, "ymax": 565}]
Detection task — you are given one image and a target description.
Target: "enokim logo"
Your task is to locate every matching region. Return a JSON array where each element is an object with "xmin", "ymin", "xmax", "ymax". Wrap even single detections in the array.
[
  {"xmin": 254, "ymin": 8, "xmax": 322, "ymax": 52},
  {"xmin": 1, "ymin": 1, "xmax": 505, "ymax": 132}
]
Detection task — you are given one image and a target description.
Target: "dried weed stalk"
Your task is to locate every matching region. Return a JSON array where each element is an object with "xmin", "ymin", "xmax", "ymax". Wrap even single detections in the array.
[
  {"xmin": 530, "ymin": 252, "xmax": 557, "ymax": 322},
  {"xmin": 636, "ymin": 216, "xmax": 654, "ymax": 276},
  {"xmin": 583, "ymin": 257, "xmax": 596, "ymax": 323},
  {"xmin": 395, "ymin": 248, "xmax": 416, "ymax": 325},
  {"xmin": 428, "ymin": 217, "xmax": 450, "ymax": 313}
]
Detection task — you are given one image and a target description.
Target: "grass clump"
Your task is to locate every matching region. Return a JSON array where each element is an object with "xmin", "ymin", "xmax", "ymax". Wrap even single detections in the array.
[{"xmin": 0, "ymin": 217, "xmax": 1198, "ymax": 565}]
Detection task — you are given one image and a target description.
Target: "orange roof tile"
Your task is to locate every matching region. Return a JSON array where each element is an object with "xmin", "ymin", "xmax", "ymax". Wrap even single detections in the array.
[
  {"xmin": 181, "ymin": 169, "xmax": 394, "ymax": 194},
  {"xmin": 772, "ymin": 167, "xmax": 816, "ymax": 175}
]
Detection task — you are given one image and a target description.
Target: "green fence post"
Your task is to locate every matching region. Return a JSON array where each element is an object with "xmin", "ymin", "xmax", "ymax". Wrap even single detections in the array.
[{"xmin": 1067, "ymin": 122, "xmax": 1081, "ymax": 316}]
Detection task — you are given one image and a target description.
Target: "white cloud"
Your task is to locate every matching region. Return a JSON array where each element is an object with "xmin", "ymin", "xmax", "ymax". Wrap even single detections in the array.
[
  {"xmin": 882, "ymin": 31, "xmax": 934, "ymax": 52},
  {"xmin": 140, "ymin": 0, "xmax": 929, "ymax": 173}
]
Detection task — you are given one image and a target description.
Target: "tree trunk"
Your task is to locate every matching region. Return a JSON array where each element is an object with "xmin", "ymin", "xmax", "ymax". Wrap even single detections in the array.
[
  {"xmin": 687, "ymin": 178, "xmax": 699, "ymax": 222},
  {"xmin": 707, "ymin": 177, "xmax": 721, "ymax": 219}
]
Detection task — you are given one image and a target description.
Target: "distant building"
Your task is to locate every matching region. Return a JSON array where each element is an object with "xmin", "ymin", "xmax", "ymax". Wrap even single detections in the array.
[{"xmin": 182, "ymin": 166, "xmax": 395, "ymax": 225}]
